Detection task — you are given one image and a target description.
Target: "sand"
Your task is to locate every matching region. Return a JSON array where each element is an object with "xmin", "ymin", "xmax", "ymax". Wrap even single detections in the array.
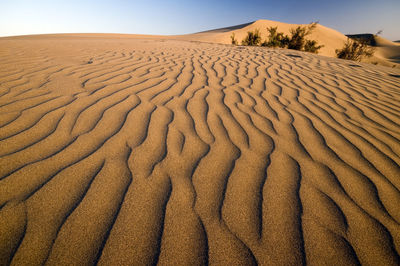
[
  {"xmin": 179, "ymin": 19, "xmax": 348, "ymax": 57},
  {"xmin": 0, "ymin": 34, "xmax": 400, "ymax": 265},
  {"xmin": 179, "ymin": 20, "xmax": 400, "ymax": 68}
]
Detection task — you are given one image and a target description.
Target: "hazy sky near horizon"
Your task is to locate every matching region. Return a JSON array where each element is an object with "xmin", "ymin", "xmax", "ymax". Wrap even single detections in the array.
[{"xmin": 1, "ymin": 0, "xmax": 399, "ymax": 40}]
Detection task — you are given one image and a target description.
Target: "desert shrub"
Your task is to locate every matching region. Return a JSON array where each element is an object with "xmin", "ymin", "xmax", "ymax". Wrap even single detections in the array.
[
  {"xmin": 241, "ymin": 29, "xmax": 262, "ymax": 46},
  {"xmin": 231, "ymin": 33, "xmax": 238, "ymax": 45},
  {"xmin": 260, "ymin": 22, "xmax": 323, "ymax": 53},
  {"xmin": 336, "ymin": 38, "xmax": 375, "ymax": 61},
  {"xmin": 287, "ymin": 22, "xmax": 320, "ymax": 51},
  {"xmin": 239, "ymin": 23, "xmax": 323, "ymax": 53},
  {"xmin": 304, "ymin": 39, "xmax": 324, "ymax": 53},
  {"xmin": 287, "ymin": 26, "xmax": 309, "ymax": 50},
  {"xmin": 261, "ymin": 27, "xmax": 289, "ymax": 48}
]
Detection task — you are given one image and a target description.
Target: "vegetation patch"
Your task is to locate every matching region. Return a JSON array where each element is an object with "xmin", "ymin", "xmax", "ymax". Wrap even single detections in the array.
[
  {"xmin": 336, "ymin": 38, "xmax": 375, "ymax": 61},
  {"xmin": 261, "ymin": 27, "xmax": 289, "ymax": 48},
  {"xmin": 230, "ymin": 33, "xmax": 238, "ymax": 45},
  {"xmin": 241, "ymin": 29, "xmax": 262, "ymax": 46},
  {"xmin": 235, "ymin": 22, "xmax": 323, "ymax": 54}
]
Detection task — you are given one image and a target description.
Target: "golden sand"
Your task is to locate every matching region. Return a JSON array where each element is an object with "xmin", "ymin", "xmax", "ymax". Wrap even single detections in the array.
[{"xmin": 0, "ymin": 34, "xmax": 400, "ymax": 265}]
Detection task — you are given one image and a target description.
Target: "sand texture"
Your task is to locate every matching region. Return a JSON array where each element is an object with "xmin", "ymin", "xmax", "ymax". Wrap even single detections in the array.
[{"xmin": 1, "ymin": 35, "xmax": 400, "ymax": 265}]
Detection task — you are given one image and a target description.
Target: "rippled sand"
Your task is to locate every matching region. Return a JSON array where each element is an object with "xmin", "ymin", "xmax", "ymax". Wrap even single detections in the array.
[{"xmin": 1, "ymin": 35, "xmax": 400, "ymax": 265}]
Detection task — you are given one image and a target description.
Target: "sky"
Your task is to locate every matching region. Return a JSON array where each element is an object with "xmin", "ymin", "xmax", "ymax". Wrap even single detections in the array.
[{"xmin": 0, "ymin": 0, "xmax": 399, "ymax": 40}]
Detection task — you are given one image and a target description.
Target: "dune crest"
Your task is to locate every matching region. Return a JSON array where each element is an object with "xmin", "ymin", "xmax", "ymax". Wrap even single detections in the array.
[
  {"xmin": 0, "ymin": 35, "xmax": 400, "ymax": 265},
  {"xmin": 181, "ymin": 19, "xmax": 347, "ymax": 57},
  {"xmin": 179, "ymin": 19, "xmax": 400, "ymax": 68}
]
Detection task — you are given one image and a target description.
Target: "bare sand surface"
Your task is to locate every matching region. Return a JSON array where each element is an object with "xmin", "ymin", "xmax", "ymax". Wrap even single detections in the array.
[{"xmin": 1, "ymin": 34, "xmax": 400, "ymax": 265}]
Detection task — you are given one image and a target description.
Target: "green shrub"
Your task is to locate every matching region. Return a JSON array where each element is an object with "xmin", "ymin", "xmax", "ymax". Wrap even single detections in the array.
[
  {"xmin": 241, "ymin": 29, "xmax": 262, "ymax": 46},
  {"xmin": 287, "ymin": 26, "xmax": 308, "ymax": 50},
  {"xmin": 304, "ymin": 39, "xmax": 324, "ymax": 53},
  {"xmin": 231, "ymin": 33, "xmax": 238, "ymax": 45},
  {"xmin": 287, "ymin": 22, "xmax": 320, "ymax": 51},
  {"xmin": 238, "ymin": 23, "xmax": 323, "ymax": 54},
  {"xmin": 259, "ymin": 22, "xmax": 323, "ymax": 53},
  {"xmin": 261, "ymin": 27, "xmax": 289, "ymax": 48},
  {"xmin": 336, "ymin": 38, "xmax": 375, "ymax": 61}
]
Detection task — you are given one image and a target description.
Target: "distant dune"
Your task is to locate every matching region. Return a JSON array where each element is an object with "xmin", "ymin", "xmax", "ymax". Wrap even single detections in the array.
[
  {"xmin": 177, "ymin": 20, "xmax": 400, "ymax": 68},
  {"xmin": 178, "ymin": 19, "xmax": 347, "ymax": 57},
  {"xmin": 346, "ymin": 34, "xmax": 400, "ymax": 66},
  {"xmin": 0, "ymin": 31, "xmax": 400, "ymax": 265},
  {"xmin": 2, "ymin": 19, "xmax": 399, "ymax": 68}
]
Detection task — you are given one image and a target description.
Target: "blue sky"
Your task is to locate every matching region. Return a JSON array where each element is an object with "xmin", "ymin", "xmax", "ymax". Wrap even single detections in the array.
[{"xmin": 1, "ymin": 0, "xmax": 399, "ymax": 40}]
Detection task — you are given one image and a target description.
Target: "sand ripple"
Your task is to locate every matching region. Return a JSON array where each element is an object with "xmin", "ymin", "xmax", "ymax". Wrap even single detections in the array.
[{"xmin": 0, "ymin": 36, "xmax": 400, "ymax": 265}]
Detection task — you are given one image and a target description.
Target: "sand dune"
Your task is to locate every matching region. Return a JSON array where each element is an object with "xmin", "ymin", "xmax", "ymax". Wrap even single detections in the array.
[
  {"xmin": 347, "ymin": 34, "xmax": 400, "ymax": 66},
  {"xmin": 179, "ymin": 20, "xmax": 400, "ymax": 68},
  {"xmin": 1, "ymin": 34, "xmax": 400, "ymax": 265},
  {"xmin": 179, "ymin": 19, "xmax": 348, "ymax": 57},
  {"xmin": 370, "ymin": 36, "xmax": 400, "ymax": 66}
]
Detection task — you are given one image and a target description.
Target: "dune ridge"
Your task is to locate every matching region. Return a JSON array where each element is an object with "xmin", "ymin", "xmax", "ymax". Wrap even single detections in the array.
[
  {"xmin": 179, "ymin": 20, "xmax": 400, "ymax": 68},
  {"xmin": 0, "ymin": 35, "xmax": 400, "ymax": 265},
  {"xmin": 179, "ymin": 19, "xmax": 347, "ymax": 57}
]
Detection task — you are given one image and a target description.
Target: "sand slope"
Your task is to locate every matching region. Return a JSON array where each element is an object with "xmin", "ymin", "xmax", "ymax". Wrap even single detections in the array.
[
  {"xmin": 179, "ymin": 20, "xmax": 400, "ymax": 68},
  {"xmin": 179, "ymin": 19, "xmax": 347, "ymax": 57},
  {"xmin": 0, "ymin": 35, "xmax": 400, "ymax": 265},
  {"xmin": 347, "ymin": 34, "xmax": 400, "ymax": 67},
  {"xmin": 371, "ymin": 36, "xmax": 400, "ymax": 66}
]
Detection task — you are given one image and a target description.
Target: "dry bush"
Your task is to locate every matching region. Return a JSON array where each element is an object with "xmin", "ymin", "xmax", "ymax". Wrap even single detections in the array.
[
  {"xmin": 230, "ymin": 33, "xmax": 238, "ymax": 45},
  {"xmin": 241, "ymin": 29, "xmax": 262, "ymax": 46},
  {"xmin": 261, "ymin": 27, "xmax": 289, "ymax": 48},
  {"xmin": 287, "ymin": 22, "xmax": 322, "ymax": 53},
  {"xmin": 260, "ymin": 22, "xmax": 323, "ymax": 54},
  {"xmin": 336, "ymin": 38, "xmax": 375, "ymax": 61},
  {"xmin": 304, "ymin": 39, "xmax": 324, "ymax": 53}
]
